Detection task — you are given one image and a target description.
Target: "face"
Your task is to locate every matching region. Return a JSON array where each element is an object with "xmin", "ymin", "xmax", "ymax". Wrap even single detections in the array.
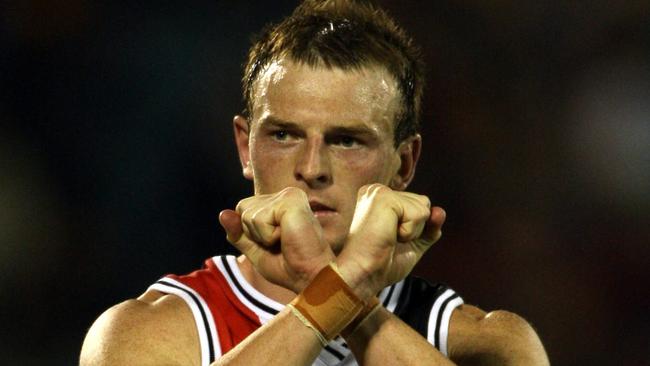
[{"xmin": 234, "ymin": 58, "xmax": 420, "ymax": 252}]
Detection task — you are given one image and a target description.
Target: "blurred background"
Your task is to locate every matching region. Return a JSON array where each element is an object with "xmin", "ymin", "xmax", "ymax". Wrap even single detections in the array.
[{"xmin": 1, "ymin": 0, "xmax": 648, "ymax": 364}]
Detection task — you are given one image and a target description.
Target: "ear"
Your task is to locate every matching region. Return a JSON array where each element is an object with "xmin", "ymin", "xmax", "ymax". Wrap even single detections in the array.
[
  {"xmin": 389, "ymin": 134, "xmax": 422, "ymax": 191},
  {"xmin": 233, "ymin": 115, "xmax": 254, "ymax": 181}
]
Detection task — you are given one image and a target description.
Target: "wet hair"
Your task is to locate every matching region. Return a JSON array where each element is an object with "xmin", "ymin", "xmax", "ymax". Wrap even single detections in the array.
[{"xmin": 242, "ymin": 0, "xmax": 424, "ymax": 145}]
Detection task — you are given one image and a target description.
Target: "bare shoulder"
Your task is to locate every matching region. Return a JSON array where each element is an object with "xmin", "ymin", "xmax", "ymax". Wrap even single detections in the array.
[
  {"xmin": 447, "ymin": 304, "xmax": 549, "ymax": 366},
  {"xmin": 80, "ymin": 290, "xmax": 200, "ymax": 366}
]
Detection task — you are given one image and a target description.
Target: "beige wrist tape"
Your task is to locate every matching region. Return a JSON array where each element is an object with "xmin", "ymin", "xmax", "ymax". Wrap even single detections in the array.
[
  {"xmin": 341, "ymin": 296, "xmax": 381, "ymax": 338},
  {"xmin": 290, "ymin": 263, "xmax": 365, "ymax": 342}
]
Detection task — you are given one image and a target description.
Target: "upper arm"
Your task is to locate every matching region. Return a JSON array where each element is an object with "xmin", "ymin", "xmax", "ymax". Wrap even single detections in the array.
[
  {"xmin": 447, "ymin": 305, "xmax": 549, "ymax": 366},
  {"xmin": 80, "ymin": 292, "xmax": 199, "ymax": 366}
]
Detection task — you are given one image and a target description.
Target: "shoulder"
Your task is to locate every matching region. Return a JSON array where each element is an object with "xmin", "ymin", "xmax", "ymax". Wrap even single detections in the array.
[
  {"xmin": 80, "ymin": 290, "xmax": 200, "ymax": 366},
  {"xmin": 448, "ymin": 304, "xmax": 550, "ymax": 365}
]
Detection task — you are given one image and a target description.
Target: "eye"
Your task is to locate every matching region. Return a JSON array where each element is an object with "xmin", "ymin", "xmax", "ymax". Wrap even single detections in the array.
[
  {"xmin": 272, "ymin": 130, "xmax": 289, "ymax": 141},
  {"xmin": 333, "ymin": 135, "xmax": 361, "ymax": 148}
]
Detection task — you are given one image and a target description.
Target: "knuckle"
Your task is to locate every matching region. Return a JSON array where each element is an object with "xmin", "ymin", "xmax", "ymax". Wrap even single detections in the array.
[
  {"xmin": 362, "ymin": 183, "xmax": 391, "ymax": 199},
  {"xmin": 370, "ymin": 183, "xmax": 389, "ymax": 193},
  {"xmin": 279, "ymin": 186, "xmax": 295, "ymax": 195},
  {"xmin": 235, "ymin": 199, "xmax": 248, "ymax": 214},
  {"xmin": 420, "ymin": 194, "xmax": 431, "ymax": 209},
  {"xmin": 280, "ymin": 186, "xmax": 306, "ymax": 200},
  {"xmin": 249, "ymin": 209, "xmax": 262, "ymax": 225},
  {"xmin": 239, "ymin": 209, "xmax": 251, "ymax": 223},
  {"xmin": 420, "ymin": 201, "xmax": 431, "ymax": 218},
  {"xmin": 401, "ymin": 193, "xmax": 431, "ymax": 217},
  {"xmin": 356, "ymin": 185, "xmax": 371, "ymax": 199}
]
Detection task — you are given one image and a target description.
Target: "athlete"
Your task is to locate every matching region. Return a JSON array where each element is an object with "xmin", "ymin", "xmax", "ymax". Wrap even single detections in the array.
[{"xmin": 80, "ymin": 1, "xmax": 549, "ymax": 365}]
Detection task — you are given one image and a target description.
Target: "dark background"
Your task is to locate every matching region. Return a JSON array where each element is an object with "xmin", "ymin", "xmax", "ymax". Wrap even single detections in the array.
[{"xmin": 1, "ymin": 1, "xmax": 649, "ymax": 365}]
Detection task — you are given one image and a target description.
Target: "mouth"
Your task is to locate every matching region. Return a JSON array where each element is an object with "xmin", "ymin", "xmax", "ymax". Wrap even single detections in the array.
[{"xmin": 309, "ymin": 201, "xmax": 336, "ymax": 218}]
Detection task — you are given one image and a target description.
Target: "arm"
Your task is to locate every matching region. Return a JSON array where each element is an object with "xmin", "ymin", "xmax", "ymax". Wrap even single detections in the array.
[
  {"xmin": 225, "ymin": 184, "xmax": 456, "ymax": 365},
  {"xmin": 223, "ymin": 185, "xmax": 549, "ymax": 366},
  {"xmin": 342, "ymin": 302, "xmax": 549, "ymax": 366},
  {"xmin": 215, "ymin": 187, "xmax": 336, "ymax": 365},
  {"xmin": 212, "ymin": 308, "xmax": 322, "ymax": 366},
  {"xmin": 80, "ymin": 292, "xmax": 200, "ymax": 366},
  {"xmin": 334, "ymin": 184, "xmax": 457, "ymax": 365},
  {"xmin": 447, "ymin": 305, "xmax": 550, "ymax": 366},
  {"xmin": 80, "ymin": 271, "xmax": 328, "ymax": 366},
  {"xmin": 80, "ymin": 187, "xmax": 360, "ymax": 366},
  {"xmin": 345, "ymin": 306, "xmax": 456, "ymax": 365},
  {"xmin": 313, "ymin": 184, "xmax": 549, "ymax": 366}
]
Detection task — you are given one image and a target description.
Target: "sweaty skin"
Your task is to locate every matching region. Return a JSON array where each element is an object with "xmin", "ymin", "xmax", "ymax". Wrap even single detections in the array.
[
  {"xmin": 80, "ymin": 59, "xmax": 549, "ymax": 366},
  {"xmin": 240, "ymin": 59, "xmax": 407, "ymax": 253}
]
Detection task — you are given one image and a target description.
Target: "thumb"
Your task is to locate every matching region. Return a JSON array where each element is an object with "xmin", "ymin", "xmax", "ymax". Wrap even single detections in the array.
[
  {"xmin": 219, "ymin": 209, "xmax": 244, "ymax": 243},
  {"xmin": 418, "ymin": 206, "xmax": 446, "ymax": 247},
  {"xmin": 219, "ymin": 209, "xmax": 264, "ymax": 263}
]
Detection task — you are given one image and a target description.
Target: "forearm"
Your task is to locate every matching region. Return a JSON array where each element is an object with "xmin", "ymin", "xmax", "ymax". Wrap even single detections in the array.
[
  {"xmin": 212, "ymin": 308, "xmax": 322, "ymax": 366},
  {"xmin": 345, "ymin": 306, "xmax": 456, "ymax": 366}
]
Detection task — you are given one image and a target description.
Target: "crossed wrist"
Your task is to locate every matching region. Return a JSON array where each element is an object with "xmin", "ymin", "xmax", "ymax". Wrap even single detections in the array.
[
  {"xmin": 333, "ymin": 254, "xmax": 379, "ymax": 300},
  {"xmin": 287, "ymin": 262, "xmax": 378, "ymax": 345},
  {"xmin": 294, "ymin": 256, "xmax": 336, "ymax": 293}
]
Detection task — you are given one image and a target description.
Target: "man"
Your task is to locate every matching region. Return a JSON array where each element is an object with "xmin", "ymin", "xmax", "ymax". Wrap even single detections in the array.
[{"xmin": 81, "ymin": 1, "xmax": 549, "ymax": 365}]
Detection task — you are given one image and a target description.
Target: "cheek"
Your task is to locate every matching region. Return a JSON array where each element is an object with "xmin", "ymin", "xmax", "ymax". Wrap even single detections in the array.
[
  {"xmin": 334, "ymin": 149, "xmax": 394, "ymax": 183},
  {"xmin": 250, "ymin": 140, "xmax": 296, "ymax": 191}
]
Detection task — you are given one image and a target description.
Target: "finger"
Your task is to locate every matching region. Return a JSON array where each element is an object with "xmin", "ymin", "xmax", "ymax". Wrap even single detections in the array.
[
  {"xmin": 235, "ymin": 196, "xmax": 256, "ymax": 214},
  {"xmin": 398, "ymin": 220, "xmax": 426, "ymax": 242},
  {"xmin": 249, "ymin": 208, "xmax": 281, "ymax": 246},
  {"xmin": 219, "ymin": 209, "xmax": 243, "ymax": 243},
  {"xmin": 430, "ymin": 206, "xmax": 446, "ymax": 230},
  {"xmin": 235, "ymin": 198, "xmax": 265, "ymax": 243},
  {"xmin": 219, "ymin": 209, "xmax": 264, "ymax": 262},
  {"xmin": 418, "ymin": 206, "xmax": 446, "ymax": 246},
  {"xmin": 396, "ymin": 195, "xmax": 431, "ymax": 242}
]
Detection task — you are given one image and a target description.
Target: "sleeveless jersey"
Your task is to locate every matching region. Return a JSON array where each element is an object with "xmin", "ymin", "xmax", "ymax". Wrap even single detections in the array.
[{"xmin": 149, "ymin": 255, "xmax": 463, "ymax": 366}]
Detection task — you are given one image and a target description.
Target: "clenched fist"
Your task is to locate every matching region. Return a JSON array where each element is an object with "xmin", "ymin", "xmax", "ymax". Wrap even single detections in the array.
[
  {"xmin": 219, "ymin": 187, "xmax": 335, "ymax": 293},
  {"xmin": 336, "ymin": 184, "xmax": 446, "ymax": 300}
]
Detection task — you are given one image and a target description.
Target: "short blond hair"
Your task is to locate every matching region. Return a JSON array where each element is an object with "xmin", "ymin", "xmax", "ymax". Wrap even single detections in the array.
[{"xmin": 242, "ymin": 0, "xmax": 424, "ymax": 145}]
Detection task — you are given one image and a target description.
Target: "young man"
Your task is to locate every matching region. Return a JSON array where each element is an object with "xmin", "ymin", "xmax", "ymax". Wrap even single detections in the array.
[{"xmin": 81, "ymin": 1, "xmax": 549, "ymax": 365}]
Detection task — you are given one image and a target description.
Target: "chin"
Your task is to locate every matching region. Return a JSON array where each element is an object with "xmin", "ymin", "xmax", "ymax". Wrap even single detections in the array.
[{"xmin": 322, "ymin": 220, "xmax": 353, "ymax": 254}]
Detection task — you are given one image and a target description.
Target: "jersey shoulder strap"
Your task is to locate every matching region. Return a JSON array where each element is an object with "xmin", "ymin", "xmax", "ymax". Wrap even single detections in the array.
[
  {"xmin": 393, "ymin": 276, "xmax": 464, "ymax": 356},
  {"xmin": 148, "ymin": 255, "xmax": 263, "ymax": 366}
]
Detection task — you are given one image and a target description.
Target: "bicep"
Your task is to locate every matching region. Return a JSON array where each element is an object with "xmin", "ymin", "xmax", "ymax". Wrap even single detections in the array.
[
  {"xmin": 80, "ymin": 295, "xmax": 198, "ymax": 366},
  {"xmin": 447, "ymin": 304, "xmax": 508, "ymax": 365},
  {"xmin": 80, "ymin": 300, "xmax": 149, "ymax": 365},
  {"xmin": 447, "ymin": 305, "xmax": 549, "ymax": 366}
]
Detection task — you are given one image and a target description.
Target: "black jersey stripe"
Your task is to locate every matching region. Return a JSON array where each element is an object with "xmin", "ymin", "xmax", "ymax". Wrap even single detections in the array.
[
  {"xmin": 156, "ymin": 279, "xmax": 216, "ymax": 363},
  {"xmin": 433, "ymin": 293, "xmax": 459, "ymax": 349},
  {"xmin": 382, "ymin": 283, "xmax": 395, "ymax": 308},
  {"xmin": 220, "ymin": 256, "xmax": 279, "ymax": 315},
  {"xmin": 324, "ymin": 344, "xmax": 345, "ymax": 361}
]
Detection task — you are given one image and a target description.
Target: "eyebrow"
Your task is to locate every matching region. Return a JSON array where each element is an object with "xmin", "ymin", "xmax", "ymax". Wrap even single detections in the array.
[
  {"xmin": 260, "ymin": 116, "xmax": 301, "ymax": 130},
  {"xmin": 327, "ymin": 125, "xmax": 377, "ymax": 138},
  {"xmin": 260, "ymin": 116, "xmax": 379, "ymax": 138}
]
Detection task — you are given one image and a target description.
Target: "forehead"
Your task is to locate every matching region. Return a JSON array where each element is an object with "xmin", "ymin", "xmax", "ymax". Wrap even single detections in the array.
[{"xmin": 250, "ymin": 58, "xmax": 401, "ymax": 130}]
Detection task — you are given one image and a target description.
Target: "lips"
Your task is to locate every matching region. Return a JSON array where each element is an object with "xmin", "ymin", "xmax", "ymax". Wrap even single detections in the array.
[
  {"xmin": 309, "ymin": 201, "xmax": 334, "ymax": 213},
  {"xmin": 308, "ymin": 199, "xmax": 338, "ymax": 220}
]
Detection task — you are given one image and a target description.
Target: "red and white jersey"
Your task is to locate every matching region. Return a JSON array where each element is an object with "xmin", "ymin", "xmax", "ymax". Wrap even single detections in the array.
[{"xmin": 149, "ymin": 255, "xmax": 463, "ymax": 366}]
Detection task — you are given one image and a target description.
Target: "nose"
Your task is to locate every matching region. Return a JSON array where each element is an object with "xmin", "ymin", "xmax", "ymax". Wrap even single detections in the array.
[{"xmin": 294, "ymin": 136, "xmax": 332, "ymax": 188}]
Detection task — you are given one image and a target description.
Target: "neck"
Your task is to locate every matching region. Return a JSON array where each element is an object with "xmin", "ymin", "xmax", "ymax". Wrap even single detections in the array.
[{"xmin": 236, "ymin": 255, "xmax": 298, "ymax": 305}]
